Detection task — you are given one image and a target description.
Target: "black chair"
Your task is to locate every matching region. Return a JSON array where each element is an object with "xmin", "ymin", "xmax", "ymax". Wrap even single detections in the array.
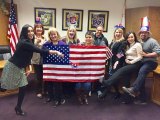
[{"xmin": 0, "ymin": 45, "xmax": 11, "ymax": 60}]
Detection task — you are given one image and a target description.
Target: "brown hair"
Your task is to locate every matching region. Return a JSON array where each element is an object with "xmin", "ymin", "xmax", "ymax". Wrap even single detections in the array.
[{"xmin": 34, "ymin": 23, "xmax": 45, "ymax": 35}]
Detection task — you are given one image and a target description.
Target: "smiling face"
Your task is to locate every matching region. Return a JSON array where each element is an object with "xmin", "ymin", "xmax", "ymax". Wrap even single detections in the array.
[
  {"xmin": 96, "ymin": 26, "xmax": 103, "ymax": 37},
  {"xmin": 35, "ymin": 25, "xmax": 43, "ymax": 34},
  {"xmin": 27, "ymin": 27, "xmax": 34, "ymax": 40},
  {"xmin": 85, "ymin": 35, "xmax": 94, "ymax": 45},
  {"xmin": 139, "ymin": 31, "xmax": 150, "ymax": 41},
  {"xmin": 49, "ymin": 31, "xmax": 58, "ymax": 42},
  {"xmin": 114, "ymin": 29, "xmax": 123, "ymax": 40},
  {"xmin": 34, "ymin": 23, "xmax": 44, "ymax": 36},
  {"xmin": 68, "ymin": 29, "xmax": 76, "ymax": 39},
  {"xmin": 127, "ymin": 33, "xmax": 135, "ymax": 44}
]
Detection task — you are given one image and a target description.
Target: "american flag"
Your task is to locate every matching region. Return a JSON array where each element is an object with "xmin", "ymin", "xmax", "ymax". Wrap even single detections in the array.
[
  {"xmin": 43, "ymin": 45, "xmax": 112, "ymax": 82},
  {"xmin": 116, "ymin": 51, "xmax": 124, "ymax": 59},
  {"xmin": 7, "ymin": 0, "xmax": 19, "ymax": 55}
]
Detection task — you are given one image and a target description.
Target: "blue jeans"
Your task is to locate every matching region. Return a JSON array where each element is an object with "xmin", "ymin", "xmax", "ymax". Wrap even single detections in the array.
[
  {"xmin": 132, "ymin": 61, "xmax": 158, "ymax": 92},
  {"xmin": 75, "ymin": 82, "xmax": 91, "ymax": 92}
]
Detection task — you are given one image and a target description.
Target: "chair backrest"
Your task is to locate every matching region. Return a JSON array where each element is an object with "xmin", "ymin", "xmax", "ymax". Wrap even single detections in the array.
[
  {"xmin": 0, "ymin": 45, "xmax": 11, "ymax": 60},
  {"xmin": 0, "ymin": 45, "xmax": 11, "ymax": 54}
]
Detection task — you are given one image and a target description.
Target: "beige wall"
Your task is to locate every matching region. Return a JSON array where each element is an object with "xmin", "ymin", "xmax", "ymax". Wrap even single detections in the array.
[
  {"xmin": 1, "ymin": 0, "xmax": 160, "ymax": 45},
  {"xmin": 8, "ymin": 0, "xmax": 125, "ymax": 43}
]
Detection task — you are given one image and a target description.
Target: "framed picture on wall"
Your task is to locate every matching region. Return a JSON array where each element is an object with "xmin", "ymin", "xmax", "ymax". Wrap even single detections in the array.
[
  {"xmin": 88, "ymin": 10, "xmax": 109, "ymax": 32},
  {"xmin": 34, "ymin": 7, "xmax": 56, "ymax": 29},
  {"xmin": 62, "ymin": 9, "xmax": 83, "ymax": 31}
]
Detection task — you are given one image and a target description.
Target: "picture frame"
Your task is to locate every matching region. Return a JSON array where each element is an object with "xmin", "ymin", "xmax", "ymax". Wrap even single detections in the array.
[
  {"xmin": 88, "ymin": 10, "xmax": 109, "ymax": 32},
  {"xmin": 34, "ymin": 7, "xmax": 56, "ymax": 29},
  {"xmin": 62, "ymin": 9, "xmax": 83, "ymax": 31}
]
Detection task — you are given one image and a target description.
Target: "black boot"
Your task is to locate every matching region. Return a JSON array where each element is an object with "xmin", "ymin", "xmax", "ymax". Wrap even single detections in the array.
[
  {"xmin": 98, "ymin": 88, "xmax": 108, "ymax": 99},
  {"xmin": 114, "ymin": 92, "xmax": 121, "ymax": 99}
]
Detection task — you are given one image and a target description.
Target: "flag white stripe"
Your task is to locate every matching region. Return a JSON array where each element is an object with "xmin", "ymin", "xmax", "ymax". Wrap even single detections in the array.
[
  {"xmin": 43, "ymin": 64, "xmax": 105, "ymax": 69},
  {"xmin": 70, "ymin": 48, "xmax": 106, "ymax": 52},
  {"xmin": 70, "ymin": 60, "xmax": 105, "ymax": 63},
  {"xmin": 43, "ymin": 76, "xmax": 104, "ymax": 80},
  {"xmin": 71, "ymin": 54, "xmax": 106, "ymax": 57},
  {"xmin": 43, "ymin": 70, "xmax": 104, "ymax": 74}
]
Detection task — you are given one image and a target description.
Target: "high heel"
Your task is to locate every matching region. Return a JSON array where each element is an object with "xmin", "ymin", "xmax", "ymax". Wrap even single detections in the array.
[{"xmin": 15, "ymin": 107, "xmax": 25, "ymax": 116}]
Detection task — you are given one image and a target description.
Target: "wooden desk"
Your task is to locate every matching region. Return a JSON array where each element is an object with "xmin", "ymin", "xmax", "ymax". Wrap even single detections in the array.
[
  {"xmin": 152, "ymin": 65, "xmax": 160, "ymax": 105},
  {"xmin": 0, "ymin": 60, "xmax": 6, "ymax": 76},
  {"xmin": 0, "ymin": 60, "xmax": 6, "ymax": 69},
  {"xmin": 0, "ymin": 60, "xmax": 18, "ymax": 97}
]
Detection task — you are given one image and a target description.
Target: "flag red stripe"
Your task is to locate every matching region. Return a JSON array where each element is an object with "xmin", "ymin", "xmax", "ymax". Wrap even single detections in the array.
[
  {"xmin": 70, "ymin": 57, "xmax": 106, "ymax": 60},
  {"xmin": 43, "ymin": 73, "xmax": 104, "ymax": 77},
  {"xmin": 70, "ymin": 51, "xmax": 106, "ymax": 54},
  {"xmin": 43, "ymin": 67, "xmax": 105, "ymax": 71},
  {"xmin": 7, "ymin": 0, "xmax": 19, "ymax": 56},
  {"xmin": 43, "ymin": 79, "xmax": 98, "ymax": 82},
  {"xmin": 70, "ymin": 45, "xmax": 107, "ymax": 49}
]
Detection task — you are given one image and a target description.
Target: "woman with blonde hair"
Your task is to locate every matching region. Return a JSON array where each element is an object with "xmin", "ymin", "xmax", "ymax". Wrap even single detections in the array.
[
  {"xmin": 44, "ymin": 27, "xmax": 66, "ymax": 107},
  {"xmin": 62, "ymin": 25, "xmax": 80, "ymax": 45},
  {"xmin": 101, "ymin": 27, "xmax": 126, "ymax": 99},
  {"xmin": 62, "ymin": 25, "xmax": 81, "ymax": 97},
  {"xmin": 109, "ymin": 28, "xmax": 125, "ymax": 74}
]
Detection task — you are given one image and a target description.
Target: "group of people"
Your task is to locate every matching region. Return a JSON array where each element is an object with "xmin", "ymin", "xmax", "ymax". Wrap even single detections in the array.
[
  {"xmin": 98, "ymin": 26, "xmax": 160, "ymax": 105},
  {"xmin": 0, "ymin": 16, "xmax": 160, "ymax": 116}
]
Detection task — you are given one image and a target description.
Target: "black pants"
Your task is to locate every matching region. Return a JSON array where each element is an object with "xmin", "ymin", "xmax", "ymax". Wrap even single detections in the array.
[
  {"xmin": 33, "ymin": 64, "xmax": 44, "ymax": 94},
  {"xmin": 47, "ymin": 82, "xmax": 64, "ymax": 101},
  {"xmin": 103, "ymin": 61, "xmax": 142, "ymax": 87}
]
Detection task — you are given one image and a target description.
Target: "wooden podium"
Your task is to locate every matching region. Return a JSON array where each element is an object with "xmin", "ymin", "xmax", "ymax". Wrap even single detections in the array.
[
  {"xmin": 152, "ymin": 65, "xmax": 160, "ymax": 105},
  {"xmin": 0, "ymin": 60, "xmax": 18, "ymax": 97}
]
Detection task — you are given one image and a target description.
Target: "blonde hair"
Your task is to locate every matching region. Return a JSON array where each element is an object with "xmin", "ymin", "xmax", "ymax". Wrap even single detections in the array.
[
  {"xmin": 48, "ymin": 27, "xmax": 61, "ymax": 42},
  {"xmin": 66, "ymin": 25, "xmax": 78, "ymax": 43},
  {"xmin": 112, "ymin": 28, "xmax": 124, "ymax": 42}
]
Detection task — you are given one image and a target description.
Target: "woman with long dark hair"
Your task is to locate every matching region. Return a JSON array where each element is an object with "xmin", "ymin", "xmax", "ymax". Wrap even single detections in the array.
[
  {"xmin": 99, "ymin": 32, "xmax": 143, "ymax": 101},
  {"xmin": 0, "ymin": 24, "xmax": 63, "ymax": 116}
]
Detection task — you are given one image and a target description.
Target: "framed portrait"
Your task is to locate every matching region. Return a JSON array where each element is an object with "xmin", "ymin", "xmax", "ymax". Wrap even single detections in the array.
[
  {"xmin": 88, "ymin": 10, "xmax": 109, "ymax": 32},
  {"xmin": 34, "ymin": 7, "xmax": 56, "ymax": 29},
  {"xmin": 62, "ymin": 9, "xmax": 83, "ymax": 31}
]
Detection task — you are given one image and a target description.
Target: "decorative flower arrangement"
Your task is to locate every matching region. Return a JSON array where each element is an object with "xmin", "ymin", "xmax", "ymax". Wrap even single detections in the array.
[{"xmin": 0, "ymin": 0, "xmax": 9, "ymax": 15}]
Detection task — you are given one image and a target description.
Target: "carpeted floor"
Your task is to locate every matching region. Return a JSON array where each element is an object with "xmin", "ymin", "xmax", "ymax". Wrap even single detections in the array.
[{"xmin": 0, "ymin": 77, "xmax": 160, "ymax": 120}]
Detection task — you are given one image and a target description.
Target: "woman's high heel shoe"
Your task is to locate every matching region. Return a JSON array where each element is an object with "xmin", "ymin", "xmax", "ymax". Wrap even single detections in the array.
[{"xmin": 15, "ymin": 107, "xmax": 25, "ymax": 116}]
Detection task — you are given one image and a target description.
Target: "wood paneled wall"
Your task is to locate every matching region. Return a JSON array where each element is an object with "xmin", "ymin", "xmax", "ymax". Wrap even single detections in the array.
[
  {"xmin": 0, "ymin": 3, "xmax": 17, "ymax": 45},
  {"xmin": 0, "ymin": 4, "xmax": 10, "ymax": 45}
]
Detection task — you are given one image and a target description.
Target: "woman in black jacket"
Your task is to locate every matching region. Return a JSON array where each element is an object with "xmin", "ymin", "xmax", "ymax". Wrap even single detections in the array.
[{"xmin": 0, "ymin": 24, "xmax": 63, "ymax": 116}]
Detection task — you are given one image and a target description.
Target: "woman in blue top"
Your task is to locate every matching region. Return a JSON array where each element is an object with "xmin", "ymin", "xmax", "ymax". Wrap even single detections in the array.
[{"xmin": 44, "ymin": 27, "xmax": 66, "ymax": 107}]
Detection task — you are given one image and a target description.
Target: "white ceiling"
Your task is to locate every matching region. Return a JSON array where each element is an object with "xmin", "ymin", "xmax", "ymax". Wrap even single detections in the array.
[{"xmin": 126, "ymin": 0, "xmax": 160, "ymax": 8}]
